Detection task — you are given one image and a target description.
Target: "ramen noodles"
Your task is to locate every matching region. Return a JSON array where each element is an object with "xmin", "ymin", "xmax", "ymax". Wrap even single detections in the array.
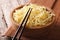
[{"xmin": 13, "ymin": 4, "xmax": 55, "ymax": 28}]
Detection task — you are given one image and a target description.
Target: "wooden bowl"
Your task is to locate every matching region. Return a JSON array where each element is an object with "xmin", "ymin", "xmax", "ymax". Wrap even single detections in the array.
[{"xmin": 10, "ymin": 4, "xmax": 55, "ymax": 38}]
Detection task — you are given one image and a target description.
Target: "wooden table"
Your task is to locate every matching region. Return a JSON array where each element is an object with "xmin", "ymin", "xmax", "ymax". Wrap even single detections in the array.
[{"xmin": 0, "ymin": 0, "xmax": 60, "ymax": 40}]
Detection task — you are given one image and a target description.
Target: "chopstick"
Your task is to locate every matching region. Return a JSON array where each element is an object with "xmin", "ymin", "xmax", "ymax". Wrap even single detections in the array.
[
  {"xmin": 18, "ymin": 8, "xmax": 32, "ymax": 40},
  {"xmin": 12, "ymin": 8, "xmax": 32, "ymax": 40}
]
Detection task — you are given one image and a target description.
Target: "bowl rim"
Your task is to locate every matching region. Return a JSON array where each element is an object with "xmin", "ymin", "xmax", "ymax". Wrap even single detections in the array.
[{"xmin": 10, "ymin": 4, "xmax": 56, "ymax": 29}]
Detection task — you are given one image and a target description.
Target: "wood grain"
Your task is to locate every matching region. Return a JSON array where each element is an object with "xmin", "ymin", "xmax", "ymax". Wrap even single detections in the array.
[
  {"xmin": 0, "ymin": 5, "xmax": 7, "ymax": 36},
  {"xmin": 30, "ymin": 0, "xmax": 55, "ymax": 8},
  {"xmin": 0, "ymin": 0, "xmax": 60, "ymax": 40},
  {"xmin": 0, "ymin": 0, "xmax": 20, "ymax": 37},
  {"xmin": 47, "ymin": 0, "xmax": 60, "ymax": 40}
]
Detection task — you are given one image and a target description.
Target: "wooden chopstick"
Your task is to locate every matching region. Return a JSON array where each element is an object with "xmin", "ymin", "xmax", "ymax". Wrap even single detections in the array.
[
  {"xmin": 12, "ymin": 8, "xmax": 32, "ymax": 40},
  {"xmin": 18, "ymin": 8, "xmax": 32, "ymax": 40}
]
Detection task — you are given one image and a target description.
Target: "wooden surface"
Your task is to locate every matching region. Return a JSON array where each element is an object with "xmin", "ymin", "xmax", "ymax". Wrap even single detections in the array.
[{"xmin": 0, "ymin": 0, "xmax": 60, "ymax": 40}]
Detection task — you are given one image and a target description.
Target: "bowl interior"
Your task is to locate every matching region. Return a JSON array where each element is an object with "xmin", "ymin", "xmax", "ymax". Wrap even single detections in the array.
[{"xmin": 10, "ymin": 4, "xmax": 55, "ymax": 29}]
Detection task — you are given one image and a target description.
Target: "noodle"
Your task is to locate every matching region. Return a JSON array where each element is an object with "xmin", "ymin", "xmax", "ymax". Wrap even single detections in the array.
[{"xmin": 13, "ymin": 4, "xmax": 55, "ymax": 28}]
